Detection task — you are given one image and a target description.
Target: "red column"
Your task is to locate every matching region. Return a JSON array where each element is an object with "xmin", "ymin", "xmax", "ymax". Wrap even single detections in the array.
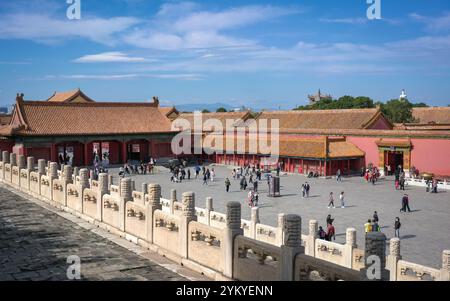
[
  {"xmin": 50, "ymin": 144, "xmax": 57, "ymax": 162},
  {"xmin": 122, "ymin": 141, "xmax": 127, "ymax": 164},
  {"xmin": 83, "ymin": 142, "xmax": 89, "ymax": 166},
  {"xmin": 348, "ymin": 159, "xmax": 350, "ymax": 172}
]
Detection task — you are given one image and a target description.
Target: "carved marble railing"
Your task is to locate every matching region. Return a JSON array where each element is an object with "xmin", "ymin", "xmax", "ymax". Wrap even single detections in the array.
[
  {"xmin": 255, "ymin": 224, "xmax": 278, "ymax": 246},
  {"xmin": 66, "ymin": 183, "xmax": 82, "ymax": 212},
  {"xmin": 188, "ymin": 221, "xmax": 223, "ymax": 273},
  {"xmin": 241, "ymin": 219, "xmax": 251, "ymax": 237},
  {"xmin": 153, "ymin": 210, "xmax": 181, "ymax": 255},
  {"xmin": 406, "ymin": 177, "xmax": 449, "ymax": 190},
  {"xmin": 396, "ymin": 260, "xmax": 441, "ymax": 281},
  {"xmin": 295, "ymin": 253, "xmax": 362, "ymax": 281},
  {"xmin": 102, "ymin": 194, "xmax": 122, "ymax": 229},
  {"xmin": 352, "ymin": 248, "xmax": 365, "ymax": 271},
  {"xmin": 314, "ymin": 239, "xmax": 347, "ymax": 267},
  {"xmin": 110, "ymin": 184, "xmax": 120, "ymax": 198},
  {"xmin": 209, "ymin": 211, "xmax": 226, "ymax": 229},
  {"xmin": 195, "ymin": 207, "xmax": 208, "ymax": 225},
  {"xmin": 11, "ymin": 166, "xmax": 20, "ymax": 186},
  {"xmin": 125, "ymin": 201, "xmax": 147, "ymax": 240},
  {"xmin": 83, "ymin": 188, "xmax": 99, "ymax": 219},
  {"xmin": 233, "ymin": 235, "xmax": 280, "ymax": 281}
]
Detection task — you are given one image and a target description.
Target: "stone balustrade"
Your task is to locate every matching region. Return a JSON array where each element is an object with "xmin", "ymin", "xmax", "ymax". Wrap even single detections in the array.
[{"xmin": 1, "ymin": 155, "xmax": 449, "ymax": 281}]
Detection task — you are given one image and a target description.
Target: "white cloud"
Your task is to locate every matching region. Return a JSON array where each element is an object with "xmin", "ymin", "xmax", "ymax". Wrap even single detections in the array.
[
  {"xmin": 410, "ymin": 12, "xmax": 450, "ymax": 32},
  {"xmin": 45, "ymin": 73, "xmax": 203, "ymax": 81},
  {"xmin": 319, "ymin": 18, "xmax": 368, "ymax": 25},
  {"xmin": 74, "ymin": 52, "xmax": 147, "ymax": 63},
  {"xmin": 0, "ymin": 13, "xmax": 140, "ymax": 45}
]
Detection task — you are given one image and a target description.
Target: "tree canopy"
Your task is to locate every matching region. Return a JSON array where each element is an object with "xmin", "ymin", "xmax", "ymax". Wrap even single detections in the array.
[
  {"xmin": 216, "ymin": 107, "xmax": 228, "ymax": 112},
  {"xmin": 293, "ymin": 96, "xmax": 429, "ymax": 124}
]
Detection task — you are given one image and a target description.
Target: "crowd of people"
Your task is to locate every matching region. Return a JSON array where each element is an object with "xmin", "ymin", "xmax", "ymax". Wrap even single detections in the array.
[{"xmin": 119, "ymin": 157, "xmax": 156, "ymax": 178}]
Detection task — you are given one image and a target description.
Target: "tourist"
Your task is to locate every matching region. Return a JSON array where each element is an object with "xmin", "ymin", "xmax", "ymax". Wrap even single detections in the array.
[
  {"xmin": 327, "ymin": 192, "xmax": 335, "ymax": 208},
  {"xmin": 326, "ymin": 222, "xmax": 336, "ymax": 241},
  {"xmin": 253, "ymin": 179, "xmax": 258, "ymax": 192},
  {"xmin": 206, "ymin": 168, "xmax": 210, "ymax": 180},
  {"xmin": 371, "ymin": 219, "xmax": 380, "ymax": 232},
  {"xmin": 240, "ymin": 176, "xmax": 247, "ymax": 191},
  {"xmin": 373, "ymin": 211, "xmax": 379, "ymax": 224},
  {"xmin": 232, "ymin": 169, "xmax": 236, "ymax": 180},
  {"xmin": 339, "ymin": 191, "xmax": 345, "ymax": 208},
  {"xmin": 225, "ymin": 178, "xmax": 231, "ymax": 192},
  {"xmin": 431, "ymin": 179, "xmax": 438, "ymax": 193},
  {"xmin": 336, "ymin": 169, "xmax": 342, "ymax": 182},
  {"xmin": 326, "ymin": 214, "xmax": 334, "ymax": 226},
  {"xmin": 394, "ymin": 217, "xmax": 401, "ymax": 238},
  {"xmin": 187, "ymin": 168, "xmax": 191, "ymax": 180},
  {"xmin": 247, "ymin": 190, "xmax": 254, "ymax": 207},
  {"xmin": 301, "ymin": 183, "xmax": 306, "ymax": 198},
  {"xmin": 210, "ymin": 168, "xmax": 215, "ymax": 182},
  {"xmin": 195, "ymin": 165, "xmax": 200, "ymax": 179},
  {"xmin": 202, "ymin": 173, "xmax": 208, "ymax": 186},
  {"xmin": 254, "ymin": 192, "xmax": 259, "ymax": 207},
  {"xmin": 318, "ymin": 226, "xmax": 327, "ymax": 240},
  {"xmin": 364, "ymin": 219, "xmax": 372, "ymax": 233},
  {"xmin": 400, "ymin": 194, "xmax": 411, "ymax": 213},
  {"xmin": 305, "ymin": 182, "xmax": 310, "ymax": 198}
]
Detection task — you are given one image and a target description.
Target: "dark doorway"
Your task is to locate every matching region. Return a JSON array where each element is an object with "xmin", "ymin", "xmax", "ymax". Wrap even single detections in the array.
[
  {"xmin": 127, "ymin": 143, "xmax": 141, "ymax": 162},
  {"xmin": 386, "ymin": 151, "xmax": 403, "ymax": 174}
]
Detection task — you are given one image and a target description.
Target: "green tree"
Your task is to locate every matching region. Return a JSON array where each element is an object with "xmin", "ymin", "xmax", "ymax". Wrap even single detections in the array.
[
  {"xmin": 216, "ymin": 107, "xmax": 227, "ymax": 112},
  {"xmin": 201, "ymin": 109, "xmax": 210, "ymax": 113},
  {"xmin": 294, "ymin": 95, "xmax": 375, "ymax": 110},
  {"xmin": 380, "ymin": 99, "xmax": 415, "ymax": 123}
]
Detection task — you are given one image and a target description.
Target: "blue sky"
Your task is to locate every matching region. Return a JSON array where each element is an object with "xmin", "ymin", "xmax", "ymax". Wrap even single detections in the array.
[{"xmin": 1, "ymin": 0, "xmax": 450, "ymax": 109}]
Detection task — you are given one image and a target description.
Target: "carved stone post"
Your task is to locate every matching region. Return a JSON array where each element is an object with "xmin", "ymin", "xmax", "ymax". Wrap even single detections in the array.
[
  {"xmin": 276, "ymin": 213, "xmax": 285, "ymax": 246},
  {"xmin": 2, "ymin": 151, "xmax": 9, "ymax": 164},
  {"xmin": 18, "ymin": 155, "xmax": 26, "ymax": 170},
  {"xmin": 361, "ymin": 232, "xmax": 388, "ymax": 281},
  {"xmin": 305, "ymin": 220, "xmax": 318, "ymax": 257},
  {"xmin": 10, "ymin": 153, "xmax": 17, "ymax": 166},
  {"xmin": 179, "ymin": 191, "xmax": 197, "ymax": 258},
  {"xmin": 27, "ymin": 157, "xmax": 34, "ymax": 171},
  {"xmin": 170, "ymin": 189, "xmax": 177, "ymax": 214},
  {"xmin": 222, "ymin": 201, "xmax": 243, "ymax": 279},
  {"xmin": 387, "ymin": 238, "xmax": 401, "ymax": 281},
  {"xmin": 61, "ymin": 165, "xmax": 73, "ymax": 206},
  {"xmin": 108, "ymin": 175, "xmax": 113, "ymax": 190},
  {"xmin": 38, "ymin": 159, "xmax": 46, "ymax": 175},
  {"xmin": 205, "ymin": 197, "xmax": 213, "ymax": 226},
  {"xmin": 96, "ymin": 173, "xmax": 109, "ymax": 221},
  {"xmin": 344, "ymin": 228, "xmax": 357, "ymax": 269},
  {"xmin": 142, "ymin": 183, "xmax": 148, "ymax": 195},
  {"xmin": 280, "ymin": 214, "xmax": 303, "ymax": 281},
  {"xmin": 73, "ymin": 167, "xmax": 79, "ymax": 184},
  {"xmin": 48, "ymin": 162, "xmax": 58, "ymax": 202},
  {"xmin": 440, "ymin": 250, "xmax": 450, "ymax": 281},
  {"xmin": 78, "ymin": 168, "xmax": 89, "ymax": 213},
  {"xmin": 119, "ymin": 178, "xmax": 132, "ymax": 231},
  {"xmin": 146, "ymin": 183, "xmax": 162, "ymax": 243},
  {"xmin": 249, "ymin": 207, "xmax": 260, "ymax": 239}
]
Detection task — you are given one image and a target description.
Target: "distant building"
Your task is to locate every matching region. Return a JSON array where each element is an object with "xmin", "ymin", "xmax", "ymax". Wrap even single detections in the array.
[
  {"xmin": 308, "ymin": 89, "xmax": 332, "ymax": 105},
  {"xmin": 0, "ymin": 107, "xmax": 8, "ymax": 114},
  {"xmin": 399, "ymin": 89, "xmax": 407, "ymax": 100}
]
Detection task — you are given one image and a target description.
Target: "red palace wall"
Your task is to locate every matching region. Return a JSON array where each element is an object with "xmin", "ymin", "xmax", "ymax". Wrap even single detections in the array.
[
  {"xmin": 0, "ymin": 140, "xmax": 13, "ymax": 153},
  {"xmin": 346, "ymin": 136, "xmax": 379, "ymax": 167},
  {"xmin": 410, "ymin": 138, "xmax": 450, "ymax": 176}
]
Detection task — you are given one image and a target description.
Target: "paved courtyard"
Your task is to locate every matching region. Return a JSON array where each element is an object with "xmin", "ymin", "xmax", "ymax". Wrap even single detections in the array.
[
  {"xmin": 113, "ymin": 164, "xmax": 450, "ymax": 269},
  {"xmin": 0, "ymin": 186, "xmax": 206, "ymax": 281}
]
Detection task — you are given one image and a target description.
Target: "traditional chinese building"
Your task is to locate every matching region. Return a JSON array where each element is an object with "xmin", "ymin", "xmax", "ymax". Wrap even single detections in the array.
[
  {"xmin": 307, "ymin": 89, "xmax": 332, "ymax": 105},
  {"xmin": 0, "ymin": 89, "xmax": 178, "ymax": 166}
]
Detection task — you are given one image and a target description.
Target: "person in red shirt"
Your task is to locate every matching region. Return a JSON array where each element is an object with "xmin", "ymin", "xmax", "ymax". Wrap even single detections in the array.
[{"xmin": 326, "ymin": 222, "xmax": 336, "ymax": 241}]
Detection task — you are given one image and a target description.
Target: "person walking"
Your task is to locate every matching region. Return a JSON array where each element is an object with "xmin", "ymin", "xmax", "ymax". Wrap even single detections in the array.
[
  {"xmin": 364, "ymin": 219, "xmax": 372, "ymax": 234},
  {"xmin": 225, "ymin": 178, "xmax": 231, "ymax": 192},
  {"xmin": 326, "ymin": 222, "xmax": 336, "ymax": 241},
  {"xmin": 202, "ymin": 173, "xmax": 208, "ymax": 186},
  {"xmin": 327, "ymin": 192, "xmax": 335, "ymax": 208},
  {"xmin": 336, "ymin": 169, "xmax": 342, "ymax": 182},
  {"xmin": 339, "ymin": 191, "xmax": 345, "ymax": 208},
  {"xmin": 253, "ymin": 179, "xmax": 258, "ymax": 192},
  {"xmin": 394, "ymin": 217, "xmax": 401, "ymax": 238},
  {"xmin": 373, "ymin": 211, "xmax": 379, "ymax": 224},
  {"xmin": 305, "ymin": 182, "xmax": 310, "ymax": 198},
  {"xmin": 400, "ymin": 194, "xmax": 411, "ymax": 212},
  {"xmin": 317, "ymin": 226, "xmax": 327, "ymax": 240},
  {"xmin": 326, "ymin": 214, "xmax": 333, "ymax": 226},
  {"xmin": 187, "ymin": 168, "xmax": 191, "ymax": 180},
  {"xmin": 210, "ymin": 168, "xmax": 215, "ymax": 182},
  {"xmin": 254, "ymin": 192, "xmax": 259, "ymax": 207},
  {"xmin": 301, "ymin": 183, "xmax": 306, "ymax": 198}
]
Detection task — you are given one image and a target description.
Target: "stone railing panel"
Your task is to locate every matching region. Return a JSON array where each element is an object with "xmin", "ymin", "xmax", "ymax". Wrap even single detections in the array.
[
  {"xmin": 315, "ymin": 239, "xmax": 347, "ymax": 267},
  {"xmin": 153, "ymin": 209, "xmax": 181, "ymax": 256},
  {"xmin": 159, "ymin": 197, "xmax": 171, "ymax": 213},
  {"xmin": 241, "ymin": 219, "xmax": 251, "ymax": 237},
  {"xmin": 19, "ymin": 168, "xmax": 30, "ymax": 191},
  {"xmin": 233, "ymin": 235, "xmax": 280, "ymax": 281},
  {"xmin": 52, "ymin": 178, "xmax": 65, "ymax": 204},
  {"xmin": 66, "ymin": 183, "xmax": 83, "ymax": 212},
  {"xmin": 188, "ymin": 221, "xmax": 223, "ymax": 273},
  {"xmin": 295, "ymin": 253, "xmax": 362, "ymax": 281},
  {"xmin": 173, "ymin": 201, "xmax": 183, "ymax": 215},
  {"xmin": 0, "ymin": 162, "xmax": 4, "ymax": 180},
  {"xmin": 40, "ymin": 175, "xmax": 51, "ymax": 201},
  {"xmin": 125, "ymin": 201, "xmax": 147, "ymax": 240},
  {"xmin": 132, "ymin": 191, "xmax": 144, "ymax": 206},
  {"xmin": 352, "ymin": 248, "xmax": 365, "ymax": 271},
  {"xmin": 82, "ymin": 188, "xmax": 99, "ymax": 219},
  {"xmin": 29, "ymin": 171, "xmax": 41, "ymax": 195},
  {"xmin": 209, "ymin": 211, "xmax": 226, "ymax": 229},
  {"xmin": 4, "ymin": 163, "xmax": 12, "ymax": 183},
  {"xmin": 101, "ymin": 194, "xmax": 122, "ymax": 229},
  {"xmin": 255, "ymin": 224, "xmax": 278, "ymax": 246},
  {"xmin": 11, "ymin": 166, "xmax": 20, "ymax": 186},
  {"xmin": 397, "ymin": 260, "xmax": 441, "ymax": 281},
  {"xmin": 110, "ymin": 184, "xmax": 120, "ymax": 198},
  {"xmin": 90, "ymin": 180, "xmax": 99, "ymax": 191},
  {"xmin": 195, "ymin": 207, "xmax": 208, "ymax": 225}
]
